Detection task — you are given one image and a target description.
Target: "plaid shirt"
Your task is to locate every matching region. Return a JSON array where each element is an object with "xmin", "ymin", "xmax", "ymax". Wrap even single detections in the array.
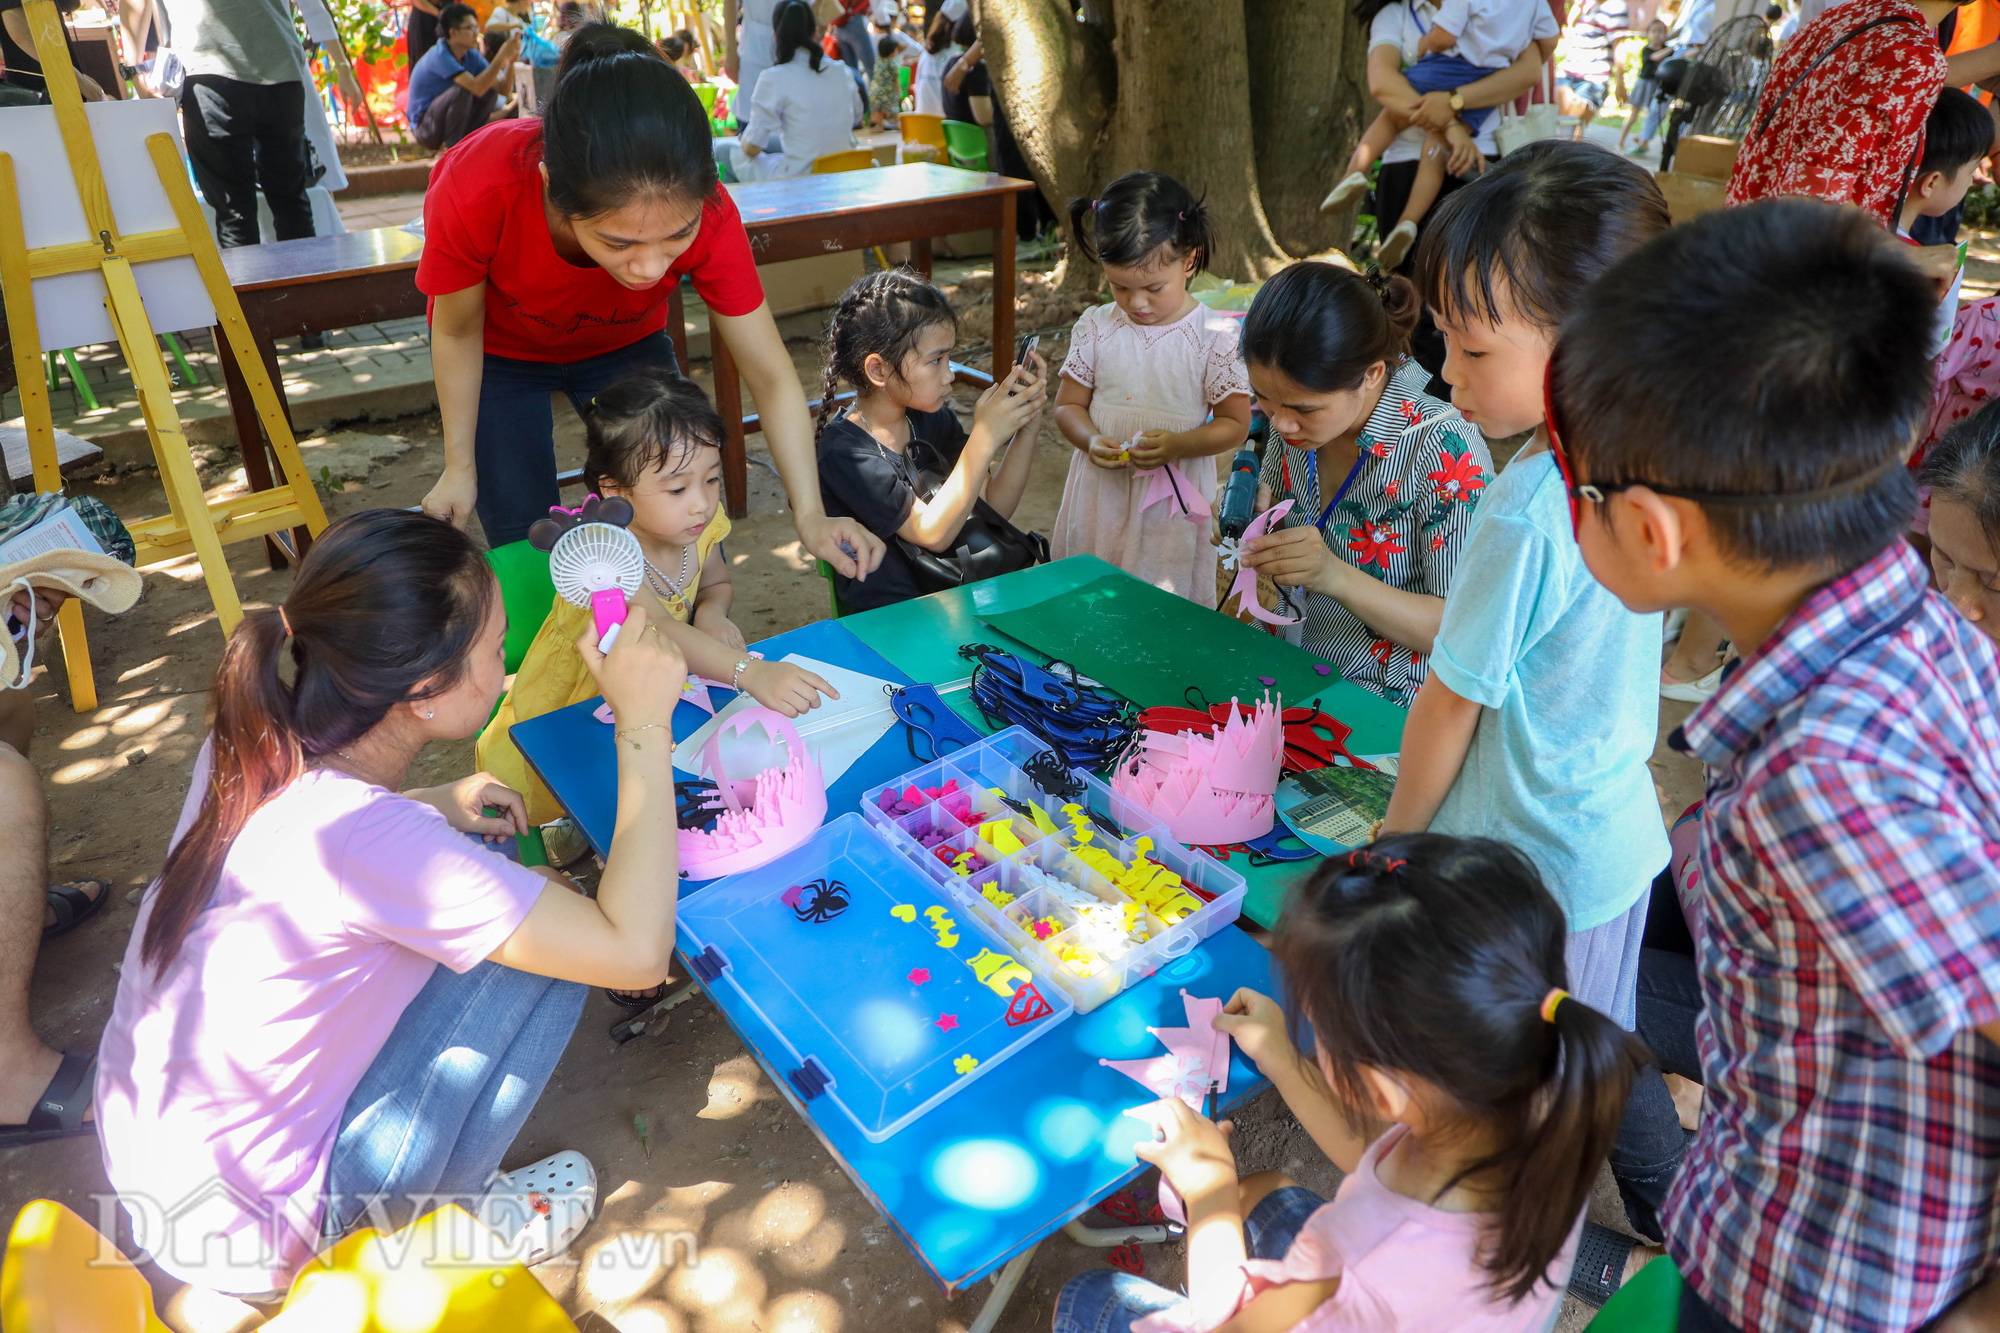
[{"xmin": 1664, "ymin": 542, "xmax": 2000, "ymax": 1332}]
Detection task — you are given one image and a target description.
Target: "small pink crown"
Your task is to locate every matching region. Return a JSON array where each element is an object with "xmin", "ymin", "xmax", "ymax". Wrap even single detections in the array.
[
  {"xmin": 681, "ymin": 708, "xmax": 827, "ymax": 879},
  {"xmin": 1111, "ymin": 694, "xmax": 1282, "ymax": 846}
]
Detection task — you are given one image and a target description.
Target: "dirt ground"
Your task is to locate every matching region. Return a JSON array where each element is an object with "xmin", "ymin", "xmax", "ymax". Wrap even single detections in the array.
[{"xmin": 1, "ymin": 316, "xmax": 1700, "ymax": 1332}]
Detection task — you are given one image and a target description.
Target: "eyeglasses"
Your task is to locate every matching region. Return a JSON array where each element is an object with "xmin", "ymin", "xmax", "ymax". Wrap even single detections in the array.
[{"xmin": 1541, "ymin": 352, "xmax": 1900, "ymax": 540}]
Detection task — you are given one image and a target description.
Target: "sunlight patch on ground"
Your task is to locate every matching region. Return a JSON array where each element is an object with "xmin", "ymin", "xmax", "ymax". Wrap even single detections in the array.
[
  {"xmin": 664, "ymin": 1245, "xmax": 767, "ymax": 1313},
  {"xmin": 765, "ymin": 1289, "xmax": 844, "ymax": 1333},
  {"xmin": 697, "ymin": 1054, "xmax": 768, "ymax": 1120},
  {"xmin": 771, "ymin": 541, "xmax": 814, "ymax": 574}
]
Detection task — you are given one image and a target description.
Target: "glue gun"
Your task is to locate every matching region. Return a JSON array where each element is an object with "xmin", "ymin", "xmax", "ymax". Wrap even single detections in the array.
[{"xmin": 1218, "ymin": 447, "xmax": 1259, "ymax": 540}]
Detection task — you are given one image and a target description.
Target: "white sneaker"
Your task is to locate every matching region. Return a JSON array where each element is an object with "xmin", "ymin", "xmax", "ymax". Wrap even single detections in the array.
[
  {"xmin": 1376, "ymin": 220, "xmax": 1419, "ymax": 271},
  {"xmin": 1662, "ymin": 608, "xmax": 1688, "ymax": 645},
  {"xmin": 480, "ymin": 1150, "xmax": 597, "ymax": 1266},
  {"xmin": 1660, "ymin": 664, "xmax": 1724, "ymax": 703},
  {"xmin": 1320, "ymin": 171, "xmax": 1370, "ymax": 213}
]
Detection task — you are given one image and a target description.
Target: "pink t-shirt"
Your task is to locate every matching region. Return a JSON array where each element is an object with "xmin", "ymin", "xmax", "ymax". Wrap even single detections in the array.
[
  {"xmin": 1139, "ymin": 1126, "xmax": 1579, "ymax": 1333},
  {"xmin": 95, "ymin": 753, "xmax": 547, "ymax": 1293}
]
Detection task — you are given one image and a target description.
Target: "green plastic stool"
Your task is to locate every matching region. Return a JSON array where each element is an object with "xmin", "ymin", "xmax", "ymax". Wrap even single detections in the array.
[
  {"xmin": 483, "ymin": 539, "xmax": 563, "ymax": 864},
  {"xmin": 942, "ymin": 119, "xmax": 988, "ymax": 171},
  {"xmin": 1584, "ymin": 1256, "xmax": 1681, "ymax": 1332},
  {"xmin": 814, "ymin": 558, "xmax": 849, "ymax": 619}
]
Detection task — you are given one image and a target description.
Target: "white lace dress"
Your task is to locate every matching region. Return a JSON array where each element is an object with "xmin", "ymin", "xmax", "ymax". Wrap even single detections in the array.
[{"xmin": 1053, "ymin": 300, "xmax": 1253, "ymax": 603}]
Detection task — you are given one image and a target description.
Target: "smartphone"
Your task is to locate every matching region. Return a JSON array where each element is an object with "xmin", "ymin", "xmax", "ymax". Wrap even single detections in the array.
[{"xmin": 1007, "ymin": 333, "xmax": 1040, "ymax": 395}]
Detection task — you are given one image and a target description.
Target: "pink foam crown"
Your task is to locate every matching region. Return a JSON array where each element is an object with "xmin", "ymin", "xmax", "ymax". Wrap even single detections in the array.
[
  {"xmin": 680, "ymin": 708, "xmax": 828, "ymax": 879},
  {"xmin": 1111, "ymin": 694, "xmax": 1282, "ymax": 846}
]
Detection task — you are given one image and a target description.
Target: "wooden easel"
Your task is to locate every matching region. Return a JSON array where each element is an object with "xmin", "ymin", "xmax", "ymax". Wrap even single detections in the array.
[{"xmin": 0, "ymin": 0, "xmax": 329, "ymax": 712}]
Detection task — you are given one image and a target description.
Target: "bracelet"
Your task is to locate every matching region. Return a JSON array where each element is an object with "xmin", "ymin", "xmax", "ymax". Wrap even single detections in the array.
[
  {"xmin": 731, "ymin": 656, "xmax": 753, "ymax": 691},
  {"xmin": 614, "ymin": 722, "xmax": 673, "ymax": 749}
]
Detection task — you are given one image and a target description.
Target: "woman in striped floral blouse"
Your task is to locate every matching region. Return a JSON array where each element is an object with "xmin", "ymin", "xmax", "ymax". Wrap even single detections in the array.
[{"xmin": 1240, "ymin": 262, "xmax": 1492, "ymax": 705}]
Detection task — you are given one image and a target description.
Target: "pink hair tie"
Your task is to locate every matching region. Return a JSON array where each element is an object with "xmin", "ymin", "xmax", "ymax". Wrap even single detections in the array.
[{"xmin": 278, "ymin": 605, "xmax": 293, "ymax": 637}]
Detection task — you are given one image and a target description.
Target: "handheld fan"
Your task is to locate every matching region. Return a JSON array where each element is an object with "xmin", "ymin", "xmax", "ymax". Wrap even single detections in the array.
[{"xmin": 528, "ymin": 495, "xmax": 643, "ymax": 651}]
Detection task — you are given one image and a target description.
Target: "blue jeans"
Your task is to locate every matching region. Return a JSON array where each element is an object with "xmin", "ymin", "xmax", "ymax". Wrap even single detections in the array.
[
  {"xmin": 1054, "ymin": 1186, "xmax": 1327, "ymax": 1333},
  {"xmin": 473, "ymin": 330, "xmax": 680, "ymax": 547},
  {"xmin": 320, "ymin": 958, "xmax": 587, "ymax": 1239}
]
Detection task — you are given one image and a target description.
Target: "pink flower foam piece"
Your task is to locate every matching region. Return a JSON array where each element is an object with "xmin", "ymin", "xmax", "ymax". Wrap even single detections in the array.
[
  {"xmin": 1218, "ymin": 500, "xmax": 1300, "ymax": 626},
  {"xmin": 1138, "ymin": 460, "xmax": 1213, "ymax": 524}
]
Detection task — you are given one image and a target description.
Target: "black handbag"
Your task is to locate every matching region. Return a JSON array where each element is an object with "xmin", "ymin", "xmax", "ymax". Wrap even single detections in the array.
[{"xmin": 894, "ymin": 438, "xmax": 1048, "ymax": 595}]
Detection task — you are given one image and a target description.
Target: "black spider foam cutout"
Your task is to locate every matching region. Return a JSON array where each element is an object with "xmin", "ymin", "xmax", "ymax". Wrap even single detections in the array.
[
  {"xmin": 787, "ymin": 878, "xmax": 850, "ymax": 924},
  {"xmin": 1021, "ymin": 749, "xmax": 1084, "ymax": 801},
  {"xmin": 676, "ymin": 780, "xmax": 726, "ymax": 832}
]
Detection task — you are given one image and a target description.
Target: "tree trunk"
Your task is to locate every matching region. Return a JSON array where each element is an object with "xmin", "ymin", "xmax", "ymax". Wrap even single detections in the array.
[
  {"xmin": 984, "ymin": 0, "xmax": 1366, "ymax": 289},
  {"xmin": 1246, "ymin": 0, "xmax": 1374, "ymax": 257}
]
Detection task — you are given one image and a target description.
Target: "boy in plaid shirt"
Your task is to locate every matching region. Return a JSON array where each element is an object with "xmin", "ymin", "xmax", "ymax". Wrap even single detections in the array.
[{"xmin": 1548, "ymin": 198, "xmax": 2000, "ymax": 1332}]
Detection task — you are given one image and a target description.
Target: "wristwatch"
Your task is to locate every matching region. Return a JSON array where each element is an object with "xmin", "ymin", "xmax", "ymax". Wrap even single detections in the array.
[{"xmin": 1449, "ymin": 91, "xmax": 1466, "ymax": 112}]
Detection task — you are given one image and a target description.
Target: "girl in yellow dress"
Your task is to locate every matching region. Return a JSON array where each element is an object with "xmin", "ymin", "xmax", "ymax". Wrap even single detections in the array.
[{"xmin": 480, "ymin": 371, "xmax": 837, "ymax": 826}]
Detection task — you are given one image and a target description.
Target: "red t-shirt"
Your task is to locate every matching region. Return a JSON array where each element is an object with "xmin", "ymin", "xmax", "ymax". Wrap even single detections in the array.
[{"xmin": 416, "ymin": 118, "xmax": 766, "ymax": 363}]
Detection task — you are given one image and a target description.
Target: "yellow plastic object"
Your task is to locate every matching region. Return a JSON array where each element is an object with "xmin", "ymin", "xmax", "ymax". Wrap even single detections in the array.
[
  {"xmin": 981, "ymin": 883, "xmax": 1015, "ymax": 908},
  {"xmin": 968, "ymin": 947, "xmax": 1033, "ymax": 997},
  {"xmin": 953, "ymin": 1054, "xmax": 980, "ymax": 1074},
  {"xmin": 267, "ymin": 1204, "xmax": 577, "ymax": 1332},
  {"xmin": 980, "ymin": 818, "xmax": 1024, "ymax": 855},
  {"xmin": 3, "ymin": 1198, "xmax": 174, "ymax": 1332},
  {"xmin": 811, "ymin": 148, "xmax": 878, "ymax": 174},
  {"xmin": 899, "ymin": 112, "xmax": 948, "ymax": 153}
]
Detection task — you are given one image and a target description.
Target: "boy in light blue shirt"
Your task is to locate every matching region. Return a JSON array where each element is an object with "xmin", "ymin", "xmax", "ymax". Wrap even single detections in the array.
[{"xmin": 1382, "ymin": 141, "xmax": 1672, "ymax": 1026}]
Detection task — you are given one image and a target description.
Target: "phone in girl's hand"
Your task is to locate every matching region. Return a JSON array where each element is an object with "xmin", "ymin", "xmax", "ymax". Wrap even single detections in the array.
[{"xmin": 1008, "ymin": 333, "xmax": 1041, "ymax": 395}]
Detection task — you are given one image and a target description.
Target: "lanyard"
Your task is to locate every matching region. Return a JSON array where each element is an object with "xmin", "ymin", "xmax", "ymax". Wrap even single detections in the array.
[{"xmin": 1305, "ymin": 447, "xmax": 1370, "ymax": 533}]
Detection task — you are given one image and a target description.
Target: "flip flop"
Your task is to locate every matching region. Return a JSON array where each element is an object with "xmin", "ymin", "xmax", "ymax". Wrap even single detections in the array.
[
  {"xmin": 1568, "ymin": 1221, "xmax": 1640, "ymax": 1308},
  {"xmin": 480, "ymin": 1151, "xmax": 597, "ymax": 1266},
  {"xmin": 604, "ymin": 982, "xmax": 668, "ymax": 1012},
  {"xmin": 0, "ymin": 1049, "xmax": 96, "ymax": 1149},
  {"xmin": 42, "ymin": 878, "xmax": 109, "ymax": 940}
]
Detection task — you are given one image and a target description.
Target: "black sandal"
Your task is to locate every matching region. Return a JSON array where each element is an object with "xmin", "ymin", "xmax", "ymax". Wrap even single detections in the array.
[
  {"xmin": 0, "ymin": 1050, "xmax": 96, "ymax": 1149},
  {"xmin": 1568, "ymin": 1221, "xmax": 1640, "ymax": 1308},
  {"xmin": 42, "ymin": 878, "xmax": 109, "ymax": 940},
  {"xmin": 604, "ymin": 983, "xmax": 668, "ymax": 1012}
]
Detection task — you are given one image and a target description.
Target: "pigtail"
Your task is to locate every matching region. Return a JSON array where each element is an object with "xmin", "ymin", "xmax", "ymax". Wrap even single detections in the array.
[
  {"xmin": 144, "ymin": 609, "xmax": 304, "ymax": 974},
  {"xmin": 1066, "ymin": 196, "xmax": 1101, "ymax": 265},
  {"xmin": 1174, "ymin": 195, "xmax": 1212, "ymax": 278},
  {"xmin": 1365, "ymin": 271, "xmax": 1421, "ymax": 357},
  {"xmin": 1482, "ymin": 994, "xmax": 1648, "ymax": 1303},
  {"xmin": 816, "ymin": 296, "xmax": 857, "ymax": 434},
  {"xmin": 815, "ymin": 269, "xmax": 958, "ymax": 434}
]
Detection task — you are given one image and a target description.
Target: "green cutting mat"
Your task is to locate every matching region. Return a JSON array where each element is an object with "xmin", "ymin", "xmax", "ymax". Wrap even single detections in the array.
[{"xmin": 839, "ymin": 556, "xmax": 1409, "ymax": 927}]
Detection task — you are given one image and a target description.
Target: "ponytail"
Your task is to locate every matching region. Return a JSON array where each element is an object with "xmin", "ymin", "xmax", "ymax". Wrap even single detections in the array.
[
  {"xmin": 1275, "ymin": 835, "xmax": 1650, "ymax": 1306},
  {"xmin": 142, "ymin": 511, "xmax": 498, "ymax": 976},
  {"xmin": 815, "ymin": 267, "xmax": 958, "ymax": 433},
  {"xmin": 1067, "ymin": 170, "xmax": 1211, "ymax": 276},
  {"xmin": 544, "ymin": 22, "xmax": 716, "ymax": 219},
  {"xmin": 1242, "ymin": 261, "xmax": 1416, "ymax": 395},
  {"xmin": 774, "ymin": 0, "xmax": 824, "ymax": 73}
]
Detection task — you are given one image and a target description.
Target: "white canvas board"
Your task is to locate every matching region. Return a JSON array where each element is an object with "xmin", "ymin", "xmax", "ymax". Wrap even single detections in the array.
[{"xmin": 0, "ymin": 98, "xmax": 215, "ymax": 352}]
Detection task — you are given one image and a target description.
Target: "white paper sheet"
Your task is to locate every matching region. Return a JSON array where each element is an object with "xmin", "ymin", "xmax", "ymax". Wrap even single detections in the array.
[{"xmin": 679, "ymin": 653, "xmax": 899, "ymax": 787}]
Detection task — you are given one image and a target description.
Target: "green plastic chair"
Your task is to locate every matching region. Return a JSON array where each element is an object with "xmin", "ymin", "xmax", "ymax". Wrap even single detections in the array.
[
  {"xmin": 1583, "ymin": 1257, "xmax": 1681, "ymax": 1333},
  {"xmin": 814, "ymin": 558, "xmax": 849, "ymax": 619},
  {"xmin": 693, "ymin": 82, "xmax": 717, "ymax": 116},
  {"xmin": 483, "ymin": 539, "xmax": 562, "ymax": 866},
  {"xmin": 942, "ymin": 119, "xmax": 988, "ymax": 171},
  {"xmin": 897, "ymin": 64, "xmax": 911, "ymax": 105}
]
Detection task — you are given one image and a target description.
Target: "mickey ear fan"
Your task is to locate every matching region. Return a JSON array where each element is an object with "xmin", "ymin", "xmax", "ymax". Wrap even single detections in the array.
[{"xmin": 530, "ymin": 495, "xmax": 643, "ymax": 651}]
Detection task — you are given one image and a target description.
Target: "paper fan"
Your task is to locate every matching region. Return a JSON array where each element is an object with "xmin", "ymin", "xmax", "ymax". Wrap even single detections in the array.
[{"xmin": 549, "ymin": 522, "xmax": 644, "ymax": 650}]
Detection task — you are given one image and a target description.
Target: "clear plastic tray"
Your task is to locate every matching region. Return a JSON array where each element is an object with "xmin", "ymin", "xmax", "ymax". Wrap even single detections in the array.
[
  {"xmin": 859, "ymin": 729, "xmax": 1248, "ymax": 1013},
  {"xmin": 677, "ymin": 813, "xmax": 1075, "ymax": 1141}
]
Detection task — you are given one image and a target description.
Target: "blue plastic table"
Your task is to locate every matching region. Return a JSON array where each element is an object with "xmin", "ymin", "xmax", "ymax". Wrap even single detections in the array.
[{"xmin": 510, "ymin": 615, "xmax": 1279, "ymax": 1307}]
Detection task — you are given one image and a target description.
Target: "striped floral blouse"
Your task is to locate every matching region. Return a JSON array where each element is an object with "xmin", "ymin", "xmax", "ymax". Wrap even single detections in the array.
[{"xmin": 1258, "ymin": 358, "xmax": 1492, "ymax": 705}]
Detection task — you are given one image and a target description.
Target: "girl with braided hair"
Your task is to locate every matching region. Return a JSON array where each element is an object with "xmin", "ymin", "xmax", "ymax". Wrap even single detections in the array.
[
  {"xmin": 813, "ymin": 268, "xmax": 1048, "ymax": 611},
  {"xmin": 1056, "ymin": 834, "xmax": 1648, "ymax": 1333}
]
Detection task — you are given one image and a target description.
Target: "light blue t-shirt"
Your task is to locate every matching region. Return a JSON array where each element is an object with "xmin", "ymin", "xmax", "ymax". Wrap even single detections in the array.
[
  {"xmin": 407, "ymin": 42, "xmax": 487, "ymax": 127},
  {"xmin": 1427, "ymin": 447, "xmax": 1669, "ymax": 930}
]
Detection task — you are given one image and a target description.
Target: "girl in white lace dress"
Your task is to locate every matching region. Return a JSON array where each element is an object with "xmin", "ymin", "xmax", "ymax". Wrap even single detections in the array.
[{"xmin": 1051, "ymin": 172, "xmax": 1254, "ymax": 603}]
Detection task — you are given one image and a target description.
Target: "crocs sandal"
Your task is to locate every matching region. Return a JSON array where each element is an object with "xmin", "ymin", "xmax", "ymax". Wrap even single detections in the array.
[
  {"xmin": 481, "ymin": 1151, "xmax": 597, "ymax": 1266},
  {"xmin": 604, "ymin": 982, "xmax": 668, "ymax": 1012},
  {"xmin": 1567, "ymin": 1221, "xmax": 1640, "ymax": 1309},
  {"xmin": 42, "ymin": 878, "xmax": 109, "ymax": 940},
  {"xmin": 0, "ymin": 1049, "xmax": 96, "ymax": 1149}
]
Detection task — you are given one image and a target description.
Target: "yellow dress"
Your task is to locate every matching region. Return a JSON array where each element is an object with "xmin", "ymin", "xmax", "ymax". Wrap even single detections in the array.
[{"xmin": 478, "ymin": 510, "xmax": 732, "ymax": 826}]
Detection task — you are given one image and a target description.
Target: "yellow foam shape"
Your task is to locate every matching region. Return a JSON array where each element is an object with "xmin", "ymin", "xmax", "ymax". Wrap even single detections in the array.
[
  {"xmin": 890, "ymin": 904, "xmax": 917, "ymax": 922},
  {"xmin": 925, "ymin": 905, "xmax": 949, "ymax": 920},
  {"xmin": 1058, "ymin": 945, "xmax": 1102, "ymax": 978},
  {"xmin": 1074, "ymin": 845, "xmax": 1127, "ymax": 881},
  {"xmin": 981, "ymin": 884, "xmax": 1016, "ymax": 909},
  {"xmin": 954, "ymin": 1054, "xmax": 980, "ymax": 1075},
  {"xmin": 937, "ymin": 931, "xmax": 960, "ymax": 948},
  {"xmin": 967, "ymin": 947, "xmax": 1033, "ymax": 997},
  {"xmin": 1154, "ymin": 891, "xmax": 1201, "ymax": 923},
  {"xmin": 1131, "ymin": 836, "xmax": 1154, "ymax": 856},
  {"xmin": 1027, "ymin": 803, "xmax": 1059, "ymax": 835},
  {"xmin": 981, "ymin": 819, "xmax": 1024, "ymax": 855}
]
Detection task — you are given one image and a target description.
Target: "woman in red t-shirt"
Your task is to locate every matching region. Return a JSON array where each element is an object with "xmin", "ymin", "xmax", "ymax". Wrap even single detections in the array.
[{"xmin": 416, "ymin": 22, "xmax": 884, "ymax": 579}]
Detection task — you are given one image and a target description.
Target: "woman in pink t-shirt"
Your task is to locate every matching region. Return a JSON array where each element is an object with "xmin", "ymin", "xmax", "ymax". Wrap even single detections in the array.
[
  {"xmin": 1061, "ymin": 836, "xmax": 1648, "ymax": 1333},
  {"xmin": 96, "ymin": 509, "xmax": 687, "ymax": 1303}
]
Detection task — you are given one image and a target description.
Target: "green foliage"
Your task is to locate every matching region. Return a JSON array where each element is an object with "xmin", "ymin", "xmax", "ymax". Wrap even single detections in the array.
[
  {"xmin": 327, "ymin": 0, "xmax": 400, "ymax": 66},
  {"xmin": 1962, "ymin": 182, "xmax": 2000, "ymax": 231}
]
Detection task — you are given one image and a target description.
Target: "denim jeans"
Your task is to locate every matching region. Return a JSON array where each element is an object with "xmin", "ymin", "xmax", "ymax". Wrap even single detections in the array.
[
  {"xmin": 473, "ymin": 330, "xmax": 680, "ymax": 547},
  {"xmin": 320, "ymin": 957, "xmax": 586, "ymax": 1239},
  {"xmin": 833, "ymin": 20, "xmax": 875, "ymax": 73},
  {"xmin": 1054, "ymin": 1186, "xmax": 1327, "ymax": 1333},
  {"xmin": 1609, "ymin": 946, "xmax": 1705, "ymax": 1242}
]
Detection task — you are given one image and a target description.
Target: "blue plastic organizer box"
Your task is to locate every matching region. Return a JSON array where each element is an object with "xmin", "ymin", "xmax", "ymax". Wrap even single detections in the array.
[
  {"xmin": 677, "ymin": 813, "xmax": 1078, "ymax": 1143},
  {"xmin": 860, "ymin": 727, "xmax": 1248, "ymax": 1015}
]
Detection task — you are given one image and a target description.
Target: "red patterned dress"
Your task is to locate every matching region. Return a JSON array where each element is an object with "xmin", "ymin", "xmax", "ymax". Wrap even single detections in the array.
[{"xmin": 1724, "ymin": 0, "xmax": 1944, "ymax": 227}]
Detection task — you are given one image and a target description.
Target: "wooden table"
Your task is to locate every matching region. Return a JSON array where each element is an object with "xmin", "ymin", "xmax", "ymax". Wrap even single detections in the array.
[
  {"xmin": 711, "ymin": 164, "xmax": 1037, "ymax": 516},
  {"xmin": 217, "ymin": 226, "xmax": 427, "ymax": 565}
]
